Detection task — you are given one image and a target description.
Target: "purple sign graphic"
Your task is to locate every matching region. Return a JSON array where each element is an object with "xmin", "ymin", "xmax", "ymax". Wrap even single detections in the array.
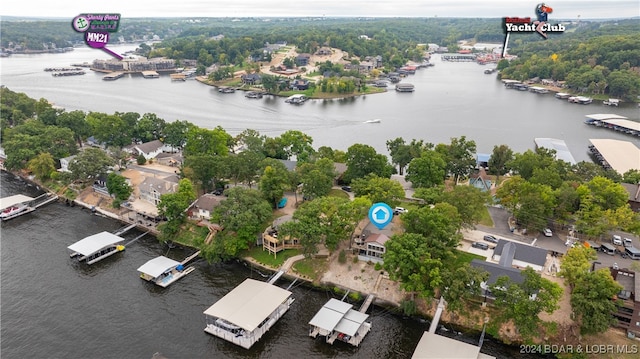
[{"xmin": 72, "ymin": 13, "xmax": 123, "ymax": 60}]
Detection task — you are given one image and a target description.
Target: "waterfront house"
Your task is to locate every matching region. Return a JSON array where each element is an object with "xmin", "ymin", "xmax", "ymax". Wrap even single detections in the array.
[
  {"xmin": 263, "ymin": 214, "xmax": 301, "ymax": 257},
  {"xmin": 291, "ymin": 79, "xmax": 309, "ymax": 90},
  {"xmin": 470, "ymin": 259, "xmax": 525, "ymax": 302},
  {"xmin": 241, "ymin": 73, "xmax": 262, "ymax": 85},
  {"xmin": 189, "ymin": 194, "xmax": 223, "ymax": 220},
  {"xmin": 139, "ymin": 177, "xmax": 177, "ymax": 206},
  {"xmin": 491, "ymin": 239, "xmax": 547, "ymax": 272},
  {"xmin": 609, "ymin": 267, "xmax": 640, "ymax": 336},
  {"xmin": 357, "ymin": 233, "xmax": 390, "ymax": 264},
  {"xmin": 59, "ymin": 155, "xmax": 77, "ymax": 172},
  {"xmin": 469, "ymin": 169, "xmax": 492, "ymax": 192}
]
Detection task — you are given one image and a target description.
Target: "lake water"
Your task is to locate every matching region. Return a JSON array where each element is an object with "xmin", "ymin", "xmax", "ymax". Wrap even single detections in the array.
[
  {"xmin": 0, "ymin": 43, "xmax": 635, "ymax": 358},
  {"xmin": 1, "ymin": 44, "xmax": 638, "ymax": 162}
]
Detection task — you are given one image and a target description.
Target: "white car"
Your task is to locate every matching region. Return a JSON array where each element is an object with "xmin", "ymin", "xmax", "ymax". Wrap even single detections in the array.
[
  {"xmin": 612, "ymin": 235, "xmax": 623, "ymax": 246},
  {"xmin": 543, "ymin": 228, "xmax": 553, "ymax": 237},
  {"xmin": 394, "ymin": 207, "xmax": 408, "ymax": 215}
]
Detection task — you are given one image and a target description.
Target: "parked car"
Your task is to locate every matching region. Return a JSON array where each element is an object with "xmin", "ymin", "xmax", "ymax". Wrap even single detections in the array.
[
  {"xmin": 393, "ymin": 207, "xmax": 408, "ymax": 215},
  {"xmin": 471, "ymin": 242, "xmax": 489, "ymax": 250},
  {"xmin": 483, "ymin": 235, "xmax": 499, "ymax": 243},
  {"xmin": 623, "ymin": 238, "xmax": 633, "ymax": 247},
  {"xmin": 612, "ymin": 235, "xmax": 623, "ymax": 246},
  {"xmin": 543, "ymin": 228, "xmax": 553, "ymax": 237},
  {"xmin": 212, "ymin": 188, "xmax": 224, "ymax": 196},
  {"xmin": 341, "ymin": 185, "xmax": 352, "ymax": 192}
]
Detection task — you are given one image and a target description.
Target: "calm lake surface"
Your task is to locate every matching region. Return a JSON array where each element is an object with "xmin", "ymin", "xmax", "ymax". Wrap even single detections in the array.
[
  {"xmin": 0, "ymin": 43, "xmax": 635, "ymax": 358},
  {"xmin": 1, "ymin": 44, "xmax": 638, "ymax": 162}
]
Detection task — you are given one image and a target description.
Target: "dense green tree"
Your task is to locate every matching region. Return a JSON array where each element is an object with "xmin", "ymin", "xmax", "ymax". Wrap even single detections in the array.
[
  {"xmin": 68, "ymin": 148, "xmax": 115, "ymax": 184},
  {"xmin": 576, "ymin": 176, "xmax": 629, "ymax": 211},
  {"xmin": 134, "ymin": 113, "xmax": 166, "ymax": 143},
  {"xmin": 385, "ymin": 138, "xmax": 426, "ymax": 175},
  {"xmin": 441, "ymin": 264, "xmax": 489, "ymax": 314},
  {"xmin": 106, "ymin": 173, "xmax": 133, "ymax": 207},
  {"xmin": 86, "ymin": 112, "xmax": 134, "ymax": 147},
  {"xmin": 405, "ymin": 151, "xmax": 447, "ymax": 188},
  {"xmin": 490, "ymin": 268, "xmax": 563, "ymax": 341},
  {"xmin": 571, "ymin": 269, "xmax": 623, "ymax": 335},
  {"xmin": 27, "ymin": 152, "xmax": 55, "ymax": 180},
  {"xmin": 343, "ymin": 144, "xmax": 394, "ymax": 184},
  {"xmin": 442, "ymin": 136, "xmax": 477, "ymax": 185},
  {"xmin": 622, "ymin": 169, "xmax": 640, "ymax": 184},
  {"xmin": 157, "ymin": 178, "xmax": 196, "ymax": 238},
  {"xmin": 560, "ymin": 245, "xmax": 598, "ymax": 290},
  {"xmin": 488, "ymin": 144, "xmax": 514, "ymax": 184},
  {"xmin": 183, "ymin": 126, "xmax": 232, "ymax": 157},
  {"xmin": 210, "ymin": 187, "xmax": 272, "ymax": 259},
  {"xmin": 56, "ymin": 110, "xmax": 90, "ymax": 147},
  {"xmin": 383, "ymin": 233, "xmax": 447, "ymax": 298},
  {"xmin": 227, "ymin": 150, "xmax": 263, "ymax": 187},
  {"xmin": 184, "ymin": 155, "xmax": 228, "ymax": 194},
  {"xmin": 279, "ymin": 130, "xmax": 315, "ymax": 162},
  {"xmin": 163, "ymin": 120, "xmax": 194, "ymax": 148},
  {"xmin": 259, "ymin": 162, "xmax": 290, "ymax": 208},
  {"xmin": 350, "ymin": 174, "xmax": 405, "ymax": 206},
  {"xmin": 508, "ymin": 148, "xmax": 555, "ymax": 181},
  {"xmin": 402, "ymin": 203, "xmax": 463, "ymax": 248},
  {"xmin": 439, "ymin": 185, "xmax": 490, "ymax": 229},
  {"xmin": 298, "ymin": 158, "xmax": 335, "ymax": 200},
  {"xmin": 553, "ymin": 182, "xmax": 581, "ymax": 227},
  {"xmin": 496, "ymin": 176, "xmax": 556, "ymax": 231}
]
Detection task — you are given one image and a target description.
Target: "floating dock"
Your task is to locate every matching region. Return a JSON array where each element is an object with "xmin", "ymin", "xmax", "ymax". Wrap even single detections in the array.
[
  {"xmin": 68, "ymin": 231, "xmax": 126, "ymax": 265},
  {"xmin": 395, "ymin": 83, "xmax": 415, "ymax": 92},
  {"xmin": 103, "ymin": 72, "xmax": 125, "ymax": 81},
  {"xmin": 141, "ymin": 71, "xmax": 159, "ymax": 78},
  {"xmin": 0, "ymin": 194, "xmax": 35, "ymax": 220},
  {"xmin": 203, "ymin": 278, "xmax": 294, "ymax": 349},
  {"xmin": 308, "ymin": 298, "xmax": 372, "ymax": 347},
  {"xmin": 534, "ymin": 138, "xmax": 577, "ymax": 165},
  {"xmin": 584, "ymin": 114, "xmax": 640, "ymax": 137},
  {"xmin": 588, "ymin": 139, "xmax": 640, "ymax": 176}
]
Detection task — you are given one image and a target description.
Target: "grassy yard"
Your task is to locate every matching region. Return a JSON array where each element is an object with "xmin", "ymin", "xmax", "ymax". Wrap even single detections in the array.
[
  {"xmin": 328, "ymin": 189, "xmax": 350, "ymax": 199},
  {"xmin": 171, "ymin": 222, "xmax": 209, "ymax": 247},
  {"xmin": 292, "ymin": 257, "xmax": 328, "ymax": 282},
  {"xmin": 244, "ymin": 247, "xmax": 302, "ymax": 268},
  {"xmin": 453, "ymin": 249, "xmax": 486, "ymax": 267},
  {"xmin": 478, "ymin": 206, "xmax": 494, "ymax": 227}
]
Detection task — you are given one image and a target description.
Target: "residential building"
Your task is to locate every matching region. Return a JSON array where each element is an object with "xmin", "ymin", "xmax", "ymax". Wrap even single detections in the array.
[
  {"xmin": 610, "ymin": 267, "xmax": 640, "ymax": 336},
  {"xmin": 295, "ymin": 53, "xmax": 312, "ymax": 66},
  {"xmin": 139, "ymin": 177, "xmax": 177, "ymax": 206},
  {"xmin": 189, "ymin": 194, "xmax": 223, "ymax": 220},
  {"xmin": 357, "ymin": 233, "xmax": 390, "ymax": 264},
  {"xmin": 470, "ymin": 259, "xmax": 524, "ymax": 302},
  {"xmin": 241, "ymin": 73, "xmax": 262, "ymax": 85},
  {"xmin": 59, "ymin": 155, "xmax": 77, "ymax": 172},
  {"xmin": 621, "ymin": 183, "xmax": 640, "ymax": 212},
  {"xmin": 134, "ymin": 140, "xmax": 165, "ymax": 160},
  {"xmin": 492, "ymin": 239, "xmax": 548, "ymax": 272}
]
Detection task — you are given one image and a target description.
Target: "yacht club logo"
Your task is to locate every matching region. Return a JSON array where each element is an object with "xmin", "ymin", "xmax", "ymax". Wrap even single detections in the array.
[{"xmin": 503, "ymin": 3, "xmax": 565, "ymax": 39}]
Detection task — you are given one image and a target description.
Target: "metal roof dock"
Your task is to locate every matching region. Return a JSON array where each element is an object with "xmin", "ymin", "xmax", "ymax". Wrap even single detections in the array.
[
  {"xmin": 0, "ymin": 194, "xmax": 34, "ymax": 209},
  {"xmin": 309, "ymin": 298, "xmax": 371, "ymax": 347},
  {"xmin": 67, "ymin": 231, "xmax": 125, "ymax": 265},
  {"xmin": 584, "ymin": 114, "xmax": 640, "ymax": 137},
  {"xmin": 203, "ymin": 278, "xmax": 294, "ymax": 349},
  {"xmin": 589, "ymin": 139, "xmax": 640, "ymax": 175},
  {"xmin": 534, "ymin": 138, "xmax": 577, "ymax": 165},
  {"xmin": 137, "ymin": 255, "xmax": 195, "ymax": 287}
]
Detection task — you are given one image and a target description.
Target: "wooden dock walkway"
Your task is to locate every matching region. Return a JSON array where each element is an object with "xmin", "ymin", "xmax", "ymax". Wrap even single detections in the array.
[
  {"xmin": 114, "ymin": 223, "xmax": 137, "ymax": 236},
  {"xmin": 181, "ymin": 250, "xmax": 201, "ymax": 265},
  {"xmin": 359, "ymin": 293, "xmax": 375, "ymax": 313},
  {"xmin": 267, "ymin": 254, "xmax": 305, "ymax": 284}
]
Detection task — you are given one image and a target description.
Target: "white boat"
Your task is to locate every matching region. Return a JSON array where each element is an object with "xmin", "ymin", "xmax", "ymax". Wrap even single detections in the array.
[
  {"xmin": 137, "ymin": 256, "xmax": 195, "ymax": 287},
  {"xmin": 529, "ymin": 86, "xmax": 549, "ymax": 94},
  {"xmin": 555, "ymin": 92, "xmax": 571, "ymax": 99},
  {"xmin": 568, "ymin": 96, "xmax": 592, "ymax": 104},
  {"xmin": 603, "ymin": 98, "xmax": 620, "ymax": 106},
  {"xmin": 285, "ymin": 94, "xmax": 307, "ymax": 104},
  {"xmin": 364, "ymin": 119, "xmax": 381, "ymax": 123},
  {"xmin": 68, "ymin": 231, "xmax": 126, "ymax": 265},
  {"xmin": 0, "ymin": 194, "xmax": 34, "ymax": 221},
  {"xmin": 245, "ymin": 91, "xmax": 264, "ymax": 99}
]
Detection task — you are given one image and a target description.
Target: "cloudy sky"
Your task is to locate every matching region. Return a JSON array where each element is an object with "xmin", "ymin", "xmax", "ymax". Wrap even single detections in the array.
[{"xmin": 2, "ymin": 0, "xmax": 638, "ymax": 19}]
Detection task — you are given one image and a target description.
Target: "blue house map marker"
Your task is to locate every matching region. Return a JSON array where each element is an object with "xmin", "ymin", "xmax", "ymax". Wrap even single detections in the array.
[{"xmin": 368, "ymin": 203, "xmax": 393, "ymax": 230}]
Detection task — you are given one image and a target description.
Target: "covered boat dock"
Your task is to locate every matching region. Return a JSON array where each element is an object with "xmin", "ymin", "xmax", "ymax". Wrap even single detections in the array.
[
  {"xmin": 584, "ymin": 114, "xmax": 640, "ymax": 137},
  {"xmin": 68, "ymin": 231, "xmax": 125, "ymax": 265},
  {"xmin": 534, "ymin": 138, "xmax": 577, "ymax": 165},
  {"xmin": 203, "ymin": 278, "xmax": 294, "ymax": 349},
  {"xmin": 589, "ymin": 139, "xmax": 640, "ymax": 175},
  {"xmin": 0, "ymin": 194, "xmax": 35, "ymax": 220},
  {"xmin": 137, "ymin": 256, "xmax": 195, "ymax": 287},
  {"xmin": 308, "ymin": 298, "xmax": 371, "ymax": 347},
  {"xmin": 412, "ymin": 332, "xmax": 495, "ymax": 359}
]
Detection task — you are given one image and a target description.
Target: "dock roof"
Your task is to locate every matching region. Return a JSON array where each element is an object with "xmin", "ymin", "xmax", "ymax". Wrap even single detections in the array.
[
  {"xmin": 412, "ymin": 331, "xmax": 494, "ymax": 359},
  {"xmin": 589, "ymin": 139, "xmax": 640, "ymax": 175},
  {"xmin": 600, "ymin": 119, "xmax": 640, "ymax": 132},
  {"xmin": 203, "ymin": 278, "xmax": 292, "ymax": 332},
  {"xmin": 308, "ymin": 298, "xmax": 369, "ymax": 336},
  {"xmin": 137, "ymin": 256, "xmax": 181, "ymax": 278},
  {"xmin": 0, "ymin": 194, "xmax": 34, "ymax": 210},
  {"xmin": 534, "ymin": 138, "xmax": 577, "ymax": 165},
  {"xmin": 67, "ymin": 231, "xmax": 125, "ymax": 256},
  {"xmin": 585, "ymin": 114, "xmax": 628, "ymax": 121}
]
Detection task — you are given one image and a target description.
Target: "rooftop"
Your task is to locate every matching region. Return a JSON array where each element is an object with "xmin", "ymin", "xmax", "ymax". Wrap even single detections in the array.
[
  {"xmin": 203, "ymin": 278, "xmax": 292, "ymax": 332},
  {"xmin": 0, "ymin": 194, "xmax": 34, "ymax": 209},
  {"xmin": 67, "ymin": 231, "xmax": 125, "ymax": 256},
  {"xmin": 493, "ymin": 239, "xmax": 548, "ymax": 267},
  {"xmin": 412, "ymin": 331, "xmax": 495, "ymax": 359},
  {"xmin": 534, "ymin": 138, "xmax": 577, "ymax": 165},
  {"xmin": 308, "ymin": 298, "xmax": 369, "ymax": 336},
  {"xmin": 584, "ymin": 114, "xmax": 628, "ymax": 121},
  {"xmin": 589, "ymin": 139, "xmax": 640, "ymax": 175},
  {"xmin": 137, "ymin": 256, "xmax": 181, "ymax": 278}
]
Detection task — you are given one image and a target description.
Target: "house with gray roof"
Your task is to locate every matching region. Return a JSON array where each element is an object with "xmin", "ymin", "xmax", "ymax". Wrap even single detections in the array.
[
  {"xmin": 471, "ymin": 259, "xmax": 525, "ymax": 300},
  {"xmin": 189, "ymin": 194, "xmax": 224, "ymax": 220},
  {"xmin": 134, "ymin": 140, "xmax": 164, "ymax": 160},
  {"xmin": 621, "ymin": 183, "xmax": 640, "ymax": 213},
  {"xmin": 491, "ymin": 239, "xmax": 548, "ymax": 272},
  {"xmin": 357, "ymin": 233, "xmax": 390, "ymax": 264},
  {"xmin": 139, "ymin": 177, "xmax": 177, "ymax": 206}
]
